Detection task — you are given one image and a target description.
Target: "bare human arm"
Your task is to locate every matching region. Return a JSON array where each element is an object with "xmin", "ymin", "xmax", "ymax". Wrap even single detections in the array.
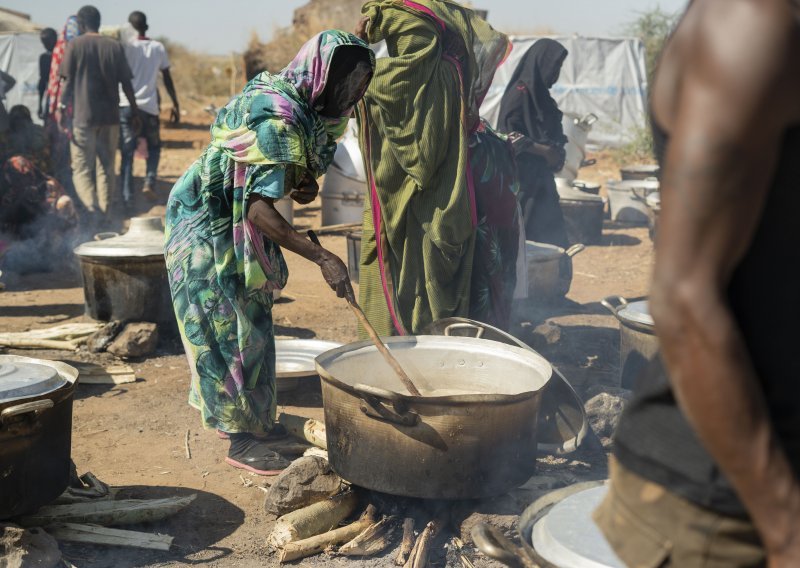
[
  {"xmin": 246, "ymin": 190, "xmax": 354, "ymax": 303},
  {"xmin": 650, "ymin": 1, "xmax": 800, "ymax": 565},
  {"xmin": 161, "ymin": 68, "xmax": 180, "ymax": 123}
]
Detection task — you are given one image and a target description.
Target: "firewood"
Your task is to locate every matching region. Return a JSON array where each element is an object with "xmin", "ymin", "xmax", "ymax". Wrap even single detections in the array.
[
  {"xmin": 278, "ymin": 518, "xmax": 373, "ymax": 563},
  {"xmin": 278, "ymin": 413, "xmax": 327, "ymax": 449},
  {"xmin": 267, "ymin": 491, "xmax": 357, "ymax": 548},
  {"xmin": 404, "ymin": 521, "xmax": 437, "ymax": 568},
  {"xmin": 395, "ymin": 517, "xmax": 415, "ymax": 565},
  {"xmin": 336, "ymin": 516, "xmax": 398, "ymax": 557},
  {"xmin": 45, "ymin": 523, "xmax": 173, "ymax": 550},
  {"xmin": 18, "ymin": 495, "xmax": 196, "ymax": 527}
]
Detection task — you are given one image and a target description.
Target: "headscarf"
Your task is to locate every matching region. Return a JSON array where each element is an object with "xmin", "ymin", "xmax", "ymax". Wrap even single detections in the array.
[
  {"xmin": 46, "ymin": 16, "xmax": 80, "ymax": 117},
  {"xmin": 497, "ymin": 39, "xmax": 568, "ymax": 148},
  {"xmin": 210, "ymin": 30, "xmax": 374, "ymax": 178}
]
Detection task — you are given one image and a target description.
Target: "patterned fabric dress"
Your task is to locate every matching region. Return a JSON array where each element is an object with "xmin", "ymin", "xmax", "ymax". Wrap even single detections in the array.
[{"xmin": 164, "ymin": 31, "xmax": 374, "ymax": 434}]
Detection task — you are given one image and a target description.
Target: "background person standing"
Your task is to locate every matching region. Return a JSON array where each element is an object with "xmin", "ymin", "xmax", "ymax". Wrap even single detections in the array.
[
  {"xmin": 37, "ymin": 28, "xmax": 57, "ymax": 120},
  {"xmin": 119, "ymin": 10, "xmax": 179, "ymax": 209},
  {"xmin": 60, "ymin": 5, "xmax": 138, "ymax": 227}
]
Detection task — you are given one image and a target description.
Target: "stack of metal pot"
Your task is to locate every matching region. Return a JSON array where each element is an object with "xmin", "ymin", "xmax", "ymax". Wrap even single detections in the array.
[
  {"xmin": 73, "ymin": 216, "xmax": 176, "ymax": 335},
  {"xmin": 320, "ymin": 121, "xmax": 366, "ymax": 227},
  {"xmin": 556, "ymin": 113, "xmax": 598, "ymax": 183}
]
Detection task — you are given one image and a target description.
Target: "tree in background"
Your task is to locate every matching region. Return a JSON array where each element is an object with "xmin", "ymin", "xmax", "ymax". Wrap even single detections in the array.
[{"xmin": 625, "ymin": 6, "xmax": 679, "ymax": 80}]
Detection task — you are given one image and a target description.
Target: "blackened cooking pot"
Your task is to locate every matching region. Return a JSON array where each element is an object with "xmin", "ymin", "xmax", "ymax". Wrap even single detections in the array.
[
  {"xmin": 74, "ymin": 217, "xmax": 176, "ymax": 336},
  {"xmin": 0, "ymin": 356, "xmax": 78, "ymax": 519},
  {"xmin": 602, "ymin": 296, "xmax": 660, "ymax": 389},
  {"xmin": 315, "ymin": 336, "xmax": 552, "ymax": 500}
]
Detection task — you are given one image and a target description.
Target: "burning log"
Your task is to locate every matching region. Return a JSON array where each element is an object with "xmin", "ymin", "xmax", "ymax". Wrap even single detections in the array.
[
  {"xmin": 278, "ymin": 517, "xmax": 374, "ymax": 563},
  {"xmin": 404, "ymin": 520, "xmax": 438, "ymax": 568},
  {"xmin": 278, "ymin": 413, "xmax": 327, "ymax": 449},
  {"xmin": 336, "ymin": 516, "xmax": 398, "ymax": 557},
  {"xmin": 267, "ymin": 491, "xmax": 357, "ymax": 548},
  {"xmin": 395, "ymin": 517, "xmax": 415, "ymax": 565}
]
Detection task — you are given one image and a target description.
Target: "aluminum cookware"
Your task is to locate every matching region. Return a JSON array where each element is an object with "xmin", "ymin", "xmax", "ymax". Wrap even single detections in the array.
[
  {"xmin": 315, "ymin": 335, "xmax": 552, "ymax": 500},
  {"xmin": 557, "ymin": 184, "xmax": 605, "ymax": 245},
  {"xmin": 275, "ymin": 339, "xmax": 343, "ymax": 393},
  {"xmin": 320, "ymin": 123, "xmax": 366, "ymax": 226},
  {"xmin": 557, "ymin": 114, "xmax": 598, "ymax": 183},
  {"xmin": 346, "ymin": 232, "xmax": 361, "ymax": 282},
  {"xmin": 526, "ymin": 241, "xmax": 585, "ymax": 303},
  {"xmin": 424, "ymin": 318, "xmax": 588, "ymax": 455},
  {"xmin": 602, "ymin": 296, "xmax": 660, "ymax": 388},
  {"xmin": 74, "ymin": 216, "xmax": 176, "ymax": 335},
  {"xmin": 0, "ymin": 356, "xmax": 78, "ymax": 519},
  {"xmin": 606, "ymin": 180, "xmax": 660, "ymax": 224}
]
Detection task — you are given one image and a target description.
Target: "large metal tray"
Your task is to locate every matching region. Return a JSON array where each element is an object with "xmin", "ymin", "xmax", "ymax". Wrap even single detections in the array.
[{"xmin": 276, "ymin": 339, "xmax": 342, "ymax": 392}]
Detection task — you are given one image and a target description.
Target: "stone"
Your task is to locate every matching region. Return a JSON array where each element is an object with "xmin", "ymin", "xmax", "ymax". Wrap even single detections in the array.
[
  {"xmin": 585, "ymin": 392, "xmax": 628, "ymax": 446},
  {"xmin": 107, "ymin": 322, "xmax": 158, "ymax": 358},
  {"xmin": 0, "ymin": 524, "xmax": 61, "ymax": 568},
  {"xmin": 263, "ymin": 456, "xmax": 343, "ymax": 516},
  {"xmin": 529, "ymin": 321, "xmax": 562, "ymax": 353},
  {"xmin": 86, "ymin": 320, "xmax": 122, "ymax": 353}
]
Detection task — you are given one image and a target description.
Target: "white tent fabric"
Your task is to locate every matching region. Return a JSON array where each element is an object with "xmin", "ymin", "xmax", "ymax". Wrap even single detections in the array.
[
  {"xmin": 0, "ymin": 32, "xmax": 45, "ymax": 124},
  {"xmin": 481, "ymin": 36, "xmax": 649, "ymax": 148}
]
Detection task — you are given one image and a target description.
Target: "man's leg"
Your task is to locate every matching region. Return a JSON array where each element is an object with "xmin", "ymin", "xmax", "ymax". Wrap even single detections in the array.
[
  {"xmin": 70, "ymin": 124, "xmax": 98, "ymax": 218},
  {"xmin": 142, "ymin": 111, "xmax": 161, "ymax": 200},
  {"xmin": 118, "ymin": 107, "xmax": 137, "ymax": 206},
  {"xmin": 95, "ymin": 123, "xmax": 119, "ymax": 219}
]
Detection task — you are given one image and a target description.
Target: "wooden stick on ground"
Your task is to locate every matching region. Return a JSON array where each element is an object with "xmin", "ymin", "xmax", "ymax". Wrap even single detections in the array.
[
  {"xmin": 46, "ymin": 523, "xmax": 173, "ymax": 551},
  {"xmin": 278, "ymin": 518, "xmax": 373, "ymax": 563},
  {"xmin": 347, "ymin": 301, "xmax": 421, "ymax": 396},
  {"xmin": 404, "ymin": 521, "xmax": 437, "ymax": 568},
  {"xmin": 278, "ymin": 414, "xmax": 327, "ymax": 449},
  {"xmin": 184, "ymin": 429, "xmax": 192, "ymax": 460},
  {"xmin": 18, "ymin": 495, "xmax": 196, "ymax": 528},
  {"xmin": 268, "ymin": 491, "xmax": 358, "ymax": 548},
  {"xmin": 395, "ymin": 517, "xmax": 415, "ymax": 566}
]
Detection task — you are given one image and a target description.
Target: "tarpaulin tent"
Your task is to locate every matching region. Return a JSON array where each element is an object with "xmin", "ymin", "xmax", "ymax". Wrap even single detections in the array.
[
  {"xmin": 0, "ymin": 32, "xmax": 45, "ymax": 124},
  {"xmin": 481, "ymin": 36, "xmax": 649, "ymax": 148}
]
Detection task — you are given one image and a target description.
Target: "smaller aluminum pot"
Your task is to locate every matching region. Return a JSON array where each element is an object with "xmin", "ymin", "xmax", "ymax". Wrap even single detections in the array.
[
  {"xmin": 602, "ymin": 296, "xmax": 660, "ymax": 389},
  {"xmin": 526, "ymin": 241, "xmax": 585, "ymax": 303},
  {"xmin": 606, "ymin": 180, "xmax": 660, "ymax": 224},
  {"xmin": 320, "ymin": 165, "xmax": 365, "ymax": 226}
]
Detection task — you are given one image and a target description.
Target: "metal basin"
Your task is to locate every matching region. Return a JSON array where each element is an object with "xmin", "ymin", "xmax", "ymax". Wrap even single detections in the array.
[{"xmin": 315, "ymin": 336, "xmax": 552, "ymax": 499}]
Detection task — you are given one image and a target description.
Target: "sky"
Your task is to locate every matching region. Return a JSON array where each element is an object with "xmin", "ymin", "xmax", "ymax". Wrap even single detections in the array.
[{"xmin": 5, "ymin": 1, "xmax": 689, "ymax": 55}]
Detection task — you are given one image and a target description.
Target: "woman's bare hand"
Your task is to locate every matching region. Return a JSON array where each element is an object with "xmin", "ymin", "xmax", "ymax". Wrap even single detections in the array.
[
  {"xmin": 291, "ymin": 173, "xmax": 319, "ymax": 205},
  {"xmin": 355, "ymin": 16, "xmax": 370, "ymax": 41},
  {"xmin": 317, "ymin": 251, "xmax": 355, "ymax": 302}
]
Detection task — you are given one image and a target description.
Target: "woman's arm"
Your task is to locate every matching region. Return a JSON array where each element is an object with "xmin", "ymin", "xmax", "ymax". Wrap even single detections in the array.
[{"xmin": 246, "ymin": 195, "xmax": 354, "ymax": 301}]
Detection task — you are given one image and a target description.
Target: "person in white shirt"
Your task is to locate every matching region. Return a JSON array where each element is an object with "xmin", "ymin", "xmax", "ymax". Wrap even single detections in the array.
[{"xmin": 119, "ymin": 10, "xmax": 179, "ymax": 208}]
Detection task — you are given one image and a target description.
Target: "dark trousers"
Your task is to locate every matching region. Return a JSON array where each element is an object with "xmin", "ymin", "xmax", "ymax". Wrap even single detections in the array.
[{"xmin": 119, "ymin": 107, "xmax": 161, "ymax": 203}]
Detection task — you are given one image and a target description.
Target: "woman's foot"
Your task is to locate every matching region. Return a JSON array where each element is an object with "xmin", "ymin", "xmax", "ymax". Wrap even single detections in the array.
[
  {"xmin": 225, "ymin": 433, "xmax": 291, "ymax": 476},
  {"xmin": 217, "ymin": 423, "xmax": 289, "ymax": 442}
]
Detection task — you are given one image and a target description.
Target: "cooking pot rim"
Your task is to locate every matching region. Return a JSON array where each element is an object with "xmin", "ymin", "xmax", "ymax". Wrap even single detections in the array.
[{"xmin": 316, "ymin": 335, "xmax": 552, "ymax": 404}]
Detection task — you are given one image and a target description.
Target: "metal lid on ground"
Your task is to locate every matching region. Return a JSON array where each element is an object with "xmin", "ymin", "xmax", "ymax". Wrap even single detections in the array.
[
  {"xmin": 618, "ymin": 300, "xmax": 654, "ymax": 327},
  {"xmin": 73, "ymin": 216, "xmax": 166, "ymax": 258},
  {"xmin": 0, "ymin": 360, "xmax": 67, "ymax": 403}
]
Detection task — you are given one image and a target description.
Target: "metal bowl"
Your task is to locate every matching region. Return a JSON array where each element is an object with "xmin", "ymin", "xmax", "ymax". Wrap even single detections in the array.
[{"xmin": 275, "ymin": 339, "xmax": 342, "ymax": 392}]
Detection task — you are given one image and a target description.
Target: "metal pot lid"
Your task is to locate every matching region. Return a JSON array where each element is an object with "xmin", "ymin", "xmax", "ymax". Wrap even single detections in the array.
[
  {"xmin": 74, "ymin": 216, "xmax": 165, "ymax": 258},
  {"xmin": 526, "ymin": 241, "xmax": 565, "ymax": 262},
  {"xmin": 557, "ymin": 183, "xmax": 605, "ymax": 203},
  {"xmin": 618, "ymin": 300, "xmax": 654, "ymax": 327},
  {"xmin": 0, "ymin": 360, "xmax": 67, "ymax": 402},
  {"xmin": 531, "ymin": 484, "xmax": 624, "ymax": 568},
  {"xmin": 424, "ymin": 317, "xmax": 588, "ymax": 454},
  {"xmin": 606, "ymin": 179, "xmax": 660, "ymax": 192},
  {"xmin": 276, "ymin": 339, "xmax": 343, "ymax": 379},
  {"xmin": 646, "ymin": 191, "xmax": 661, "ymax": 209}
]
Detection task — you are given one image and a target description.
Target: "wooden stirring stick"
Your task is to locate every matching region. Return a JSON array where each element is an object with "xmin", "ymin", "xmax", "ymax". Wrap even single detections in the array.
[{"xmin": 307, "ymin": 230, "xmax": 422, "ymax": 396}]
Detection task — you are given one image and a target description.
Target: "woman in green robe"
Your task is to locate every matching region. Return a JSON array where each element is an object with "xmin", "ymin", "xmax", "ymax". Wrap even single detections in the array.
[{"xmin": 164, "ymin": 31, "xmax": 374, "ymax": 475}]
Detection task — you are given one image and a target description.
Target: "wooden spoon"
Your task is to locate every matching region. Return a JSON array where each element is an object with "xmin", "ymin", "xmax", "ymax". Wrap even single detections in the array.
[{"xmin": 307, "ymin": 230, "xmax": 422, "ymax": 396}]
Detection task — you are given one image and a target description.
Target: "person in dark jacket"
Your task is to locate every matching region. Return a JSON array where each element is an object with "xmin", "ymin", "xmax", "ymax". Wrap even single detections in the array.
[
  {"xmin": 37, "ymin": 28, "xmax": 57, "ymax": 119},
  {"xmin": 497, "ymin": 39, "xmax": 568, "ymax": 247}
]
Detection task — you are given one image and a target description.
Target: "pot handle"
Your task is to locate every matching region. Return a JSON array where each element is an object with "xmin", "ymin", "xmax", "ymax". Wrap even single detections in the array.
[
  {"xmin": 579, "ymin": 158, "xmax": 597, "ymax": 168},
  {"xmin": 0, "ymin": 399, "xmax": 54, "ymax": 423},
  {"xmin": 601, "ymin": 295, "xmax": 629, "ymax": 320},
  {"xmin": 565, "ymin": 244, "xmax": 585, "ymax": 258},
  {"xmin": 94, "ymin": 232, "xmax": 119, "ymax": 241},
  {"xmin": 471, "ymin": 523, "xmax": 531, "ymax": 568},
  {"xmin": 580, "ymin": 113, "xmax": 599, "ymax": 127},
  {"xmin": 443, "ymin": 322, "xmax": 485, "ymax": 339},
  {"xmin": 353, "ymin": 383, "xmax": 420, "ymax": 427}
]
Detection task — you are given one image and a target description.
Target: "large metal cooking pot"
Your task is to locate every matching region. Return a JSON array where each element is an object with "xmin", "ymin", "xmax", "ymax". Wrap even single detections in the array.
[
  {"xmin": 526, "ymin": 241, "xmax": 585, "ymax": 303},
  {"xmin": 74, "ymin": 217, "xmax": 176, "ymax": 335},
  {"xmin": 557, "ymin": 183, "xmax": 605, "ymax": 245},
  {"xmin": 606, "ymin": 180, "xmax": 659, "ymax": 224},
  {"xmin": 320, "ymin": 122, "xmax": 366, "ymax": 226},
  {"xmin": 315, "ymin": 336, "xmax": 552, "ymax": 500},
  {"xmin": 602, "ymin": 296, "xmax": 660, "ymax": 389},
  {"xmin": 0, "ymin": 356, "xmax": 78, "ymax": 519},
  {"xmin": 424, "ymin": 318, "xmax": 588, "ymax": 455}
]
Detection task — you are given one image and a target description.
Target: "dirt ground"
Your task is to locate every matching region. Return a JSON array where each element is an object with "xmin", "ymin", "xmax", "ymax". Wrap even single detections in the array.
[{"xmin": 0, "ymin": 109, "xmax": 653, "ymax": 567}]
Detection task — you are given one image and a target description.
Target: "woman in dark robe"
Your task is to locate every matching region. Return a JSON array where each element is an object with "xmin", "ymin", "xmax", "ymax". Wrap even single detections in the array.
[{"xmin": 497, "ymin": 39, "xmax": 569, "ymax": 247}]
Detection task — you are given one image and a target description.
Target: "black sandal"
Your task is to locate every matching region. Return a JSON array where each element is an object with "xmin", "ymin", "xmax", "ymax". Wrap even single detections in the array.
[{"xmin": 225, "ymin": 433, "xmax": 291, "ymax": 475}]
